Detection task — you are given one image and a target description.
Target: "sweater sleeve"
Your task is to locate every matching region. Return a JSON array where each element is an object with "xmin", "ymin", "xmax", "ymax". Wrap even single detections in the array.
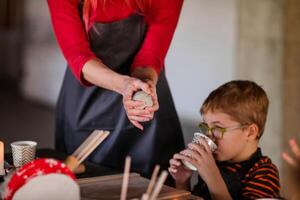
[
  {"xmin": 47, "ymin": 0, "xmax": 97, "ymax": 86},
  {"xmin": 131, "ymin": 0, "xmax": 184, "ymax": 75}
]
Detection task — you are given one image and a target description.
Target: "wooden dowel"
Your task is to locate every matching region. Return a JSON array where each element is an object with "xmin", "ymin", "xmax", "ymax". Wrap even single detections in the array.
[
  {"xmin": 146, "ymin": 165, "xmax": 160, "ymax": 195},
  {"xmin": 77, "ymin": 131, "xmax": 109, "ymax": 163},
  {"xmin": 141, "ymin": 193, "xmax": 149, "ymax": 200},
  {"xmin": 73, "ymin": 130, "xmax": 101, "ymax": 158},
  {"xmin": 149, "ymin": 171, "xmax": 168, "ymax": 200},
  {"xmin": 76, "ymin": 130, "xmax": 104, "ymax": 161},
  {"xmin": 120, "ymin": 156, "xmax": 131, "ymax": 200},
  {"xmin": 73, "ymin": 163, "xmax": 86, "ymax": 174},
  {"xmin": 64, "ymin": 155, "xmax": 80, "ymax": 172}
]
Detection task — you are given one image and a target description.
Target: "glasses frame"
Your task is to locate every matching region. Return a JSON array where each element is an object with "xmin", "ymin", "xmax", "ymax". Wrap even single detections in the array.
[{"xmin": 198, "ymin": 122, "xmax": 248, "ymax": 139}]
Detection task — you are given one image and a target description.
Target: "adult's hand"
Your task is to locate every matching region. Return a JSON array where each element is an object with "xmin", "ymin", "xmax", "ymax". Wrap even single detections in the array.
[
  {"xmin": 82, "ymin": 60, "xmax": 159, "ymax": 130},
  {"xmin": 121, "ymin": 77, "xmax": 154, "ymax": 130},
  {"xmin": 128, "ymin": 67, "xmax": 159, "ymax": 130},
  {"xmin": 144, "ymin": 79, "xmax": 159, "ymax": 117},
  {"xmin": 282, "ymin": 138, "xmax": 300, "ymax": 167}
]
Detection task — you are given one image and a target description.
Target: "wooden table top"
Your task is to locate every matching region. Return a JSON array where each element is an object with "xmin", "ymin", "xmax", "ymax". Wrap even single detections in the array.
[
  {"xmin": 78, "ymin": 173, "xmax": 203, "ymax": 200},
  {"xmin": 4, "ymin": 149, "xmax": 203, "ymax": 199}
]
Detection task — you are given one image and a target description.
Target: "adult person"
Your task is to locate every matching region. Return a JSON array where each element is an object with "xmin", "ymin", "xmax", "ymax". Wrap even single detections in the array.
[{"xmin": 47, "ymin": 0, "xmax": 185, "ymax": 178}]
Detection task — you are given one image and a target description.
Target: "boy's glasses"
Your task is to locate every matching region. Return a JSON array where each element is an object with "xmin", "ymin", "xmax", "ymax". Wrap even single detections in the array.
[{"xmin": 198, "ymin": 122, "xmax": 247, "ymax": 139}]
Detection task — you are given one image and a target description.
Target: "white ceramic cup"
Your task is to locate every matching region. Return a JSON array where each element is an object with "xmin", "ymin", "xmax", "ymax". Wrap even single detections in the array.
[
  {"xmin": 11, "ymin": 141, "xmax": 37, "ymax": 168},
  {"xmin": 183, "ymin": 132, "xmax": 217, "ymax": 171}
]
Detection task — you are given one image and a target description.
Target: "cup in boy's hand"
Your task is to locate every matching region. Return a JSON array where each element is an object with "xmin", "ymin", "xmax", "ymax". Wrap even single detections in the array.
[
  {"xmin": 132, "ymin": 90, "xmax": 153, "ymax": 109},
  {"xmin": 182, "ymin": 132, "xmax": 217, "ymax": 171}
]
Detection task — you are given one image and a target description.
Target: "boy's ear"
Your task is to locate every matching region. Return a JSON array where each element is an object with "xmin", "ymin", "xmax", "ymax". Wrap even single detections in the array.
[{"xmin": 246, "ymin": 124, "xmax": 259, "ymax": 141}]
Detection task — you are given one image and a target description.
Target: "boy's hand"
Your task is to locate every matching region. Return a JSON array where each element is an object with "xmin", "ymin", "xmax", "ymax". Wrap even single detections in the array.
[
  {"xmin": 168, "ymin": 153, "xmax": 193, "ymax": 188},
  {"xmin": 179, "ymin": 140, "xmax": 233, "ymax": 199},
  {"xmin": 181, "ymin": 139, "xmax": 220, "ymax": 184}
]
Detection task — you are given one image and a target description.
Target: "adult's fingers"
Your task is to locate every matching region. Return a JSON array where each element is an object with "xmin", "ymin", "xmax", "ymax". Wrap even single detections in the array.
[
  {"xmin": 128, "ymin": 115, "xmax": 151, "ymax": 122},
  {"xmin": 290, "ymin": 139, "xmax": 300, "ymax": 159},
  {"xmin": 126, "ymin": 108, "xmax": 151, "ymax": 116},
  {"xmin": 133, "ymin": 79, "xmax": 151, "ymax": 94},
  {"xmin": 146, "ymin": 100, "xmax": 159, "ymax": 112},
  {"xmin": 130, "ymin": 120, "xmax": 143, "ymax": 130},
  {"xmin": 282, "ymin": 152, "xmax": 298, "ymax": 167},
  {"xmin": 142, "ymin": 80, "xmax": 158, "ymax": 112},
  {"xmin": 123, "ymin": 99, "xmax": 145, "ymax": 108}
]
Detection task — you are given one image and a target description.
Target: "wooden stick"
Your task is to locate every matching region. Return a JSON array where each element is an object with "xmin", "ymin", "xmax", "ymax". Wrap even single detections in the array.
[
  {"xmin": 75, "ymin": 130, "xmax": 104, "ymax": 161},
  {"xmin": 65, "ymin": 130, "xmax": 110, "ymax": 172},
  {"xmin": 73, "ymin": 130, "xmax": 102, "ymax": 158},
  {"xmin": 146, "ymin": 165, "xmax": 160, "ymax": 195},
  {"xmin": 149, "ymin": 171, "xmax": 168, "ymax": 200},
  {"xmin": 65, "ymin": 155, "xmax": 80, "ymax": 172},
  {"xmin": 77, "ymin": 131, "xmax": 109, "ymax": 163},
  {"xmin": 73, "ymin": 163, "xmax": 86, "ymax": 174},
  {"xmin": 141, "ymin": 193, "xmax": 149, "ymax": 200},
  {"xmin": 121, "ymin": 156, "xmax": 131, "ymax": 200}
]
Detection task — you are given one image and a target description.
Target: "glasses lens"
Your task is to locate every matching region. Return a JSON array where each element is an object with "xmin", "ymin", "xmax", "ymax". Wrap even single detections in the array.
[
  {"xmin": 199, "ymin": 123, "xmax": 209, "ymax": 135},
  {"xmin": 211, "ymin": 127, "xmax": 224, "ymax": 139}
]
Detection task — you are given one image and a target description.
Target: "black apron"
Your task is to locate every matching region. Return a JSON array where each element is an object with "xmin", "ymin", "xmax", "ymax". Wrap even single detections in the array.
[{"xmin": 55, "ymin": 14, "xmax": 185, "ymax": 178}]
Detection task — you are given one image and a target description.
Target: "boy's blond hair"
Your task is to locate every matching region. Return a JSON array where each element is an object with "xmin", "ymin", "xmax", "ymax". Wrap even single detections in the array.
[{"xmin": 200, "ymin": 80, "xmax": 269, "ymax": 138}]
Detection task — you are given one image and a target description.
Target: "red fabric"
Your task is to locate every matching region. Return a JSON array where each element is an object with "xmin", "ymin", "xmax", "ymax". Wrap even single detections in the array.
[
  {"xmin": 47, "ymin": 0, "xmax": 183, "ymax": 85},
  {"xmin": 4, "ymin": 158, "xmax": 75, "ymax": 200}
]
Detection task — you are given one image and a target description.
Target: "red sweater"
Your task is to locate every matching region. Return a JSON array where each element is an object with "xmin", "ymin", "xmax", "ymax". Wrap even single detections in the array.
[{"xmin": 48, "ymin": 0, "xmax": 183, "ymax": 85}]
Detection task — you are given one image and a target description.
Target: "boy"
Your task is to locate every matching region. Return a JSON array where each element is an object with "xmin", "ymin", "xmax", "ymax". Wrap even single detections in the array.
[{"xmin": 169, "ymin": 80, "xmax": 281, "ymax": 200}]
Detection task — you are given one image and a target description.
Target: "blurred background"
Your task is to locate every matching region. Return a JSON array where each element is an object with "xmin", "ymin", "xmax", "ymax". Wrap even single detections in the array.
[{"xmin": 0, "ymin": 0, "xmax": 299, "ymax": 197}]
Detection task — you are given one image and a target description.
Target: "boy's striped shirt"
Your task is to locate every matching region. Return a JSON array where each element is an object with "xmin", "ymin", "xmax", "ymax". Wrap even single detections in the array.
[{"xmin": 223, "ymin": 151, "xmax": 281, "ymax": 199}]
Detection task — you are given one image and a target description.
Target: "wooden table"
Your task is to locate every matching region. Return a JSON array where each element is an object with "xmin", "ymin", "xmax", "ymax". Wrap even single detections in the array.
[
  {"xmin": 3, "ymin": 149, "xmax": 203, "ymax": 199},
  {"xmin": 78, "ymin": 173, "xmax": 203, "ymax": 200}
]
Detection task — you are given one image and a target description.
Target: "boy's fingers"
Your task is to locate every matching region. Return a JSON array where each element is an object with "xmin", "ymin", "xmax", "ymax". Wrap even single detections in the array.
[
  {"xmin": 184, "ymin": 149, "xmax": 202, "ymax": 162},
  {"xmin": 188, "ymin": 142, "xmax": 208, "ymax": 155},
  {"xmin": 168, "ymin": 167, "xmax": 177, "ymax": 173},
  {"xmin": 170, "ymin": 159, "xmax": 181, "ymax": 167},
  {"xmin": 290, "ymin": 139, "xmax": 300, "ymax": 159},
  {"xmin": 174, "ymin": 153, "xmax": 189, "ymax": 160},
  {"xmin": 282, "ymin": 152, "xmax": 298, "ymax": 167},
  {"xmin": 199, "ymin": 138, "xmax": 211, "ymax": 153},
  {"xmin": 182, "ymin": 156, "xmax": 198, "ymax": 169}
]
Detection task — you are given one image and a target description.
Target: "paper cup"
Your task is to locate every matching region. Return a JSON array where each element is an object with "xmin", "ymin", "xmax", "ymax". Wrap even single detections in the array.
[
  {"xmin": 183, "ymin": 132, "xmax": 217, "ymax": 171},
  {"xmin": 11, "ymin": 141, "xmax": 37, "ymax": 168},
  {"xmin": 192, "ymin": 132, "xmax": 217, "ymax": 152}
]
